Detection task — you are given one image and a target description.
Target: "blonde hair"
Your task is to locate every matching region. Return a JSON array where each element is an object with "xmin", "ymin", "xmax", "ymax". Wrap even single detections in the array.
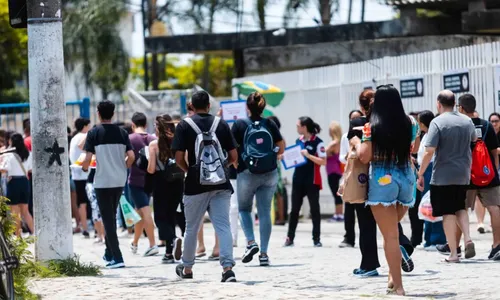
[{"xmin": 329, "ymin": 121, "xmax": 342, "ymax": 142}]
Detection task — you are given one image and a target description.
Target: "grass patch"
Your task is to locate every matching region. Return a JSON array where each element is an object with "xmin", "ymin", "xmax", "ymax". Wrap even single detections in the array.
[{"xmin": 0, "ymin": 197, "xmax": 101, "ymax": 299}]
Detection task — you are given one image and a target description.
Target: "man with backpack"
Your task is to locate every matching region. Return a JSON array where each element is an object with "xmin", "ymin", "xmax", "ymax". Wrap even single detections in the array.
[
  {"xmin": 417, "ymin": 90, "xmax": 477, "ymax": 263},
  {"xmin": 172, "ymin": 91, "xmax": 238, "ymax": 282},
  {"xmin": 458, "ymin": 94, "xmax": 500, "ymax": 261}
]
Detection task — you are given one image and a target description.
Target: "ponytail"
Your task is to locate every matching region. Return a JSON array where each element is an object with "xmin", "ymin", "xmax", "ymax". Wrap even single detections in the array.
[
  {"xmin": 299, "ymin": 116, "xmax": 321, "ymax": 135},
  {"xmin": 247, "ymin": 92, "xmax": 266, "ymax": 116}
]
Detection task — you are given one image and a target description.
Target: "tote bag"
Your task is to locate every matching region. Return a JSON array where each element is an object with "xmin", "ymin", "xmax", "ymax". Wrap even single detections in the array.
[{"xmin": 338, "ymin": 149, "xmax": 368, "ymax": 204}]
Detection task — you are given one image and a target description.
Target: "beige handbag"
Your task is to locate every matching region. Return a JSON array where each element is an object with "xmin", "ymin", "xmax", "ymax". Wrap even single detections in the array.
[{"xmin": 338, "ymin": 148, "xmax": 369, "ymax": 204}]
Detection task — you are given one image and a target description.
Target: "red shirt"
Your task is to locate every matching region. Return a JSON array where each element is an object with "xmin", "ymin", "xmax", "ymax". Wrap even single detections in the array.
[{"xmin": 24, "ymin": 136, "xmax": 32, "ymax": 152}]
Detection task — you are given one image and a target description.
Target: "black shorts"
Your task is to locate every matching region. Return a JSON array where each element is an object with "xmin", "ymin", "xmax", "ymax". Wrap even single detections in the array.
[
  {"xmin": 74, "ymin": 180, "xmax": 90, "ymax": 206},
  {"xmin": 430, "ymin": 185, "xmax": 467, "ymax": 217},
  {"xmin": 7, "ymin": 177, "xmax": 30, "ymax": 205}
]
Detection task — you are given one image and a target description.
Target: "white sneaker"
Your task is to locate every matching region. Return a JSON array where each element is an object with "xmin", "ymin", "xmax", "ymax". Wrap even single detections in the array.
[
  {"xmin": 424, "ymin": 246, "xmax": 438, "ymax": 252},
  {"xmin": 130, "ymin": 242, "xmax": 138, "ymax": 254},
  {"xmin": 144, "ymin": 245, "xmax": 159, "ymax": 257}
]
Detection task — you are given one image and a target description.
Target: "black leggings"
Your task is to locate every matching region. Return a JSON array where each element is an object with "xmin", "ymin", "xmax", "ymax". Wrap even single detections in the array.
[
  {"xmin": 327, "ymin": 173, "xmax": 343, "ymax": 206},
  {"xmin": 287, "ymin": 182, "xmax": 321, "ymax": 242},
  {"xmin": 152, "ymin": 176, "xmax": 184, "ymax": 254}
]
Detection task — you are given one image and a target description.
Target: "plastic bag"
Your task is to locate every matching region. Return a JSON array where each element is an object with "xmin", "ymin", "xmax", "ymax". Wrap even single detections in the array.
[
  {"xmin": 418, "ymin": 191, "xmax": 443, "ymax": 223},
  {"xmin": 120, "ymin": 195, "xmax": 141, "ymax": 227}
]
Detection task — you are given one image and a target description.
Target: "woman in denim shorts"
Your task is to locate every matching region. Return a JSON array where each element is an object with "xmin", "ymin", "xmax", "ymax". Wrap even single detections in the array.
[{"xmin": 350, "ymin": 85, "xmax": 417, "ymax": 296}]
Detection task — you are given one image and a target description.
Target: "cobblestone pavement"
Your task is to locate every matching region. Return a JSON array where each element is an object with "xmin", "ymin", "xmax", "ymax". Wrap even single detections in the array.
[{"xmin": 30, "ymin": 218, "xmax": 498, "ymax": 299}]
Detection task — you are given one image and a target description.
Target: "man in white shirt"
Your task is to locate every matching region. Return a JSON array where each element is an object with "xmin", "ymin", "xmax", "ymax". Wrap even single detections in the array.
[{"xmin": 69, "ymin": 118, "xmax": 91, "ymax": 238}]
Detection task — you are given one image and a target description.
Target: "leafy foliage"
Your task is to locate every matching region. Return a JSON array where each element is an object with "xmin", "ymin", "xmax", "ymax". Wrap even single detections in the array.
[
  {"xmin": 283, "ymin": 0, "xmax": 339, "ymax": 26},
  {"xmin": 0, "ymin": 0, "xmax": 28, "ymax": 91}
]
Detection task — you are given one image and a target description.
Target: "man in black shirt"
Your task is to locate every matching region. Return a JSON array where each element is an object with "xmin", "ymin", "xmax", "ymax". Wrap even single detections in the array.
[
  {"xmin": 172, "ymin": 91, "xmax": 239, "ymax": 281},
  {"xmin": 458, "ymin": 94, "xmax": 500, "ymax": 260}
]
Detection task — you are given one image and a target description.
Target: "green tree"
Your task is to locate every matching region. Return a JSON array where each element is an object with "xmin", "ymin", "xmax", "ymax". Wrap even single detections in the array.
[
  {"xmin": 256, "ymin": 0, "xmax": 268, "ymax": 30},
  {"xmin": 62, "ymin": 0, "xmax": 129, "ymax": 100},
  {"xmin": 284, "ymin": 0, "xmax": 339, "ymax": 26},
  {"xmin": 0, "ymin": 0, "xmax": 28, "ymax": 91}
]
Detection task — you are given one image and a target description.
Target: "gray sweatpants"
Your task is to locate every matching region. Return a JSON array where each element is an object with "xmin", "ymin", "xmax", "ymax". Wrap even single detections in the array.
[{"xmin": 182, "ymin": 189, "xmax": 235, "ymax": 268}]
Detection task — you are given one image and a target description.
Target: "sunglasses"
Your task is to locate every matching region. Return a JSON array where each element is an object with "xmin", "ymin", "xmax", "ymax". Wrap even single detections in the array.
[{"xmin": 376, "ymin": 84, "xmax": 394, "ymax": 89}]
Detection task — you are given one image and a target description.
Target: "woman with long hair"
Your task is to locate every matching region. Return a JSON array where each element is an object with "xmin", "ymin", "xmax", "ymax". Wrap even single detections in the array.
[
  {"xmin": 147, "ymin": 114, "xmax": 185, "ymax": 263},
  {"xmin": 326, "ymin": 121, "xmax": 343, "ymax": 222},
  {"xmin": 0, "ymin": 133, "xmax": 34, "ymax": 236},
  {"xmin": 350, "ymin": 85, "xmax": 416, "ymax": 296},
  {"xmin": 285, "ymin": 116, "xmax": 327, "ymax": 247},
  {"xmin": 417, "ymin": 110, "xmax": 446, "ymax": 249},
  {"xmin": 231, "ymin": 92, "xmax": 285, "ymax": 266}
]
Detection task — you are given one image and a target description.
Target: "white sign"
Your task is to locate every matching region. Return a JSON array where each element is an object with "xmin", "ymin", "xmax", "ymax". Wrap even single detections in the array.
[
  {"xmin": 220, "ymin": 100, "xmax": 247, "ymax": 123},
  {"xmin": 281, "ymin": 144, "xmax": 307, "ymax": 170}
]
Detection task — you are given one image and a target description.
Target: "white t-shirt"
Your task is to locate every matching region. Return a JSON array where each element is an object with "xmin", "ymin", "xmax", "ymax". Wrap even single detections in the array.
[
  {"xmin": 339, "ymin": 133, "xmax": 349, "ymax": 164},
  {"xmin": 417, "ymin": 133, "xmax": 434, "ymax": 166},
  {"xmin": 70, "ymin": 132, "xmax": 89, "ymax": 180},
  {"xmin": 0, "ymin": 152, "xmax": 32, "ymax": 177}
]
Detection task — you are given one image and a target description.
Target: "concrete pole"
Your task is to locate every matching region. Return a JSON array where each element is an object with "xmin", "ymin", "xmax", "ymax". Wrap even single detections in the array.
[{"xmin": 27, "ymin": 0, "xmax": 73, "ymax": 260}]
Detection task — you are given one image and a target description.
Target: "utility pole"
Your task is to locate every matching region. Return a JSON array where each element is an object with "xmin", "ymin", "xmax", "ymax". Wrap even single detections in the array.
[
  {"xmin": 347, "ymin": 0, "xmax": 353, "ymax": 24},
  {"xmin": 361, "ymin": 0, "xmax": 366, "ymax": 22},
  {"xmin": 26, "ymin": 0, "xmax": 73, "ymax": 260}
]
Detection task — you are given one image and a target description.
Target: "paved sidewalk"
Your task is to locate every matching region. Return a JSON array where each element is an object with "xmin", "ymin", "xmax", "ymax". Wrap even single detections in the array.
[{"xmin": 30, "ymin": 220, "xmax": 498, "ymax": 299}]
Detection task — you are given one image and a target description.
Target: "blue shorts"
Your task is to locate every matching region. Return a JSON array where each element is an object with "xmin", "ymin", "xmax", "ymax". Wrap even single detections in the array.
[
  {"xmin": 367, "ymin": 164, "xmax": 415, "ymax": 207},
  {"xmin": 128, "ymin": 185, "xmax": 150, "ymax": 209},
  {"xmin": 7, "ymin": 177, "xmax": 30, "ymax": 205}
]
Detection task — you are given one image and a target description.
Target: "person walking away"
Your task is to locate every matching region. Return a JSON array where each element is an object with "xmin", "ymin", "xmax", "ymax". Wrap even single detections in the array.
[
  {"xmin": 69, "ymin": 118, "xmax": 92, "ymax": 238},
  {"xmin": 285, "ymin": 117, "xmax": 326, "ymax": 247},
  {"xmin": 417, "ymin": 111, "xmax": 446, "ymax": 250},
  {"xmin": 350, "ymin": 85, "xmax": 417, "ymax": 296},
  {"xmin": 0, "ymin": 133, "xmax": 34, "ymax": 236},
  {"xmin": 338, "ymin": 110, "xmax": 363, "ymax": 248},
  {"xmin": 326, "ymin": 121, "xmax": 344, "ymax": 222},
  {"xmin": 82, "ymin": 100, "xmax": 135, "ymax": 269},
  {"xmin": 172, "ymin": 91, "xmax": 238, "ymax": 282},
  {"xmin": 458, "ymin": 95, "xmax": 500, "ymax": 260},
  {"xmin": 417, "ymin": 90, "xmax": 477, "ymax": 263},
  {"xmin": 231, "ymin": 92, "xmax": 285, "ymax": 266},
  {"xmin": 147, "ymin": 114, "xmax": 185, "ymax": 263},
  {"xmin": 128, "ymin": 112, "xmax": 158, "ymax": 257}
]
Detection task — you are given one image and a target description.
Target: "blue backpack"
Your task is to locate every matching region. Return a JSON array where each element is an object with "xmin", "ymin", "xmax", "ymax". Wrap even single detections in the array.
[{"xmin": 241, "ymin": 118, "xmax": 277, "ymax": 174}]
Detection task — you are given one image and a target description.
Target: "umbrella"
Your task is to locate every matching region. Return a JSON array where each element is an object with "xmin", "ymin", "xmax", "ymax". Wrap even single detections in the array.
[{"xmin": 233, "ymin": 81, "xmax": 285, "ymax": 109}]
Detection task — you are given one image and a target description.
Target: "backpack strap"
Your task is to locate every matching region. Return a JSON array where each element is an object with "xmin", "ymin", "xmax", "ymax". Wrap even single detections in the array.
[
  {"xmin": 483, "ymin": 121, "xmax": 489, "ymax": 141},
  {"xmin": 209, "ymin": 116, "xmax": 221, "ymax": 133},
  {"xmin": 184, "ymin": 117, "xmax": 202, "ymax": 135}
]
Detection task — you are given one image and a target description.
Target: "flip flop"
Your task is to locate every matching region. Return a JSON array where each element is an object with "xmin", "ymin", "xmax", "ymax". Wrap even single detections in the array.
[
  {"xmin": 208, "ymin": 254, "xmax": 220, "ymax": 261},
  {"xmin": 195, "ymin": 252, "xmax": 206, "ymax": 258},
  {"xmin": 465, "ymin": 242, "xmax": 476, "ymax": 259},
  {"xmin": 443, "ymin": 258, "xmax": 461, "ymax": 263}
]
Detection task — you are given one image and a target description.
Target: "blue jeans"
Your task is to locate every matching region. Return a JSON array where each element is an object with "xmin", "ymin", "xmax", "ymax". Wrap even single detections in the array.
[
  {"xmin": 237, "ymin": 169, "xmax": 279, "ymax": 253},
  {"xmin": 421, "ymin": 162, "xmax": 446, "ymax": 246}
]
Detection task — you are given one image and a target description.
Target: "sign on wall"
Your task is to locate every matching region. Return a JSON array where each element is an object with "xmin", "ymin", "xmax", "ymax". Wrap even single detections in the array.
[
  {"xmin": 400, "ymin": 78, "xmax": 424, "ymax": 99},
  {"xmin": 443, "ymin": 69, "xmax": 470, "ymax": 93}
]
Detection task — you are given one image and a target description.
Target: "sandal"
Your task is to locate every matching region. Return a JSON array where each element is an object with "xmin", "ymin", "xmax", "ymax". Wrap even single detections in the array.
[
  {"xmin": 208, "ymin": 254, "xmax": 220, "ymax": 261},
  {"xmin": 464, "ymin": 241, "xmax": 476, "ymax": 259},
  {"xmin": 195, "ymin": 252, "xmax": 206, "ymax": 258},
  {"xmin": 443, "ymin": 258, "xmax": 460, "ymax": 263}
]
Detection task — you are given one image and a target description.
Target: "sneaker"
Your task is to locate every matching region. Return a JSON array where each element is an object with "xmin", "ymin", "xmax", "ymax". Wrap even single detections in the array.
[
  {"xmin": 130, "ymin": 242, "xmax": 138, "ymax": 254},
  {"xmin": 488, "ymin": 245, "xmax": 500, "ymax": 260},
  {"xmin": 82, "ymin": 231, "xmax": 90, "ymax": 239},
  {"xmin": 173, "ymin": 238, "xmax": 183, "ymax": 261},
  {"xmin": 221, "ymin": 269, "xmax": 237, "ymax": 282},
  {"xmin": 424, "ymin": 245, "xmax": 438, "ymax": 252},
  {"xmin": 314, "ymin": 241, "xmax": 323, "ymax": 247},
  {"xmin": 144, "ymin": 245, "xmax": 159, "ymax": 257},
  {"xmin": 259, "ymin": 255, "xmax": 270, "ymax": 266},
  {"xmin": 162, "ymin": 254, "xmax": 175, "ymax": 264},
  {"xmin": 339, "ymin": 239, "xmax": 355, "ymax": 248},
  {"xmin": 103, "ymin": 254, "xmax": 113, "ymax": 264},
  {"xmin": 353, "ymin": 268, "xmax": 379, "ymax": 277},
  {"xmin": 436, "ymin": 244, "xmax": 462, "ymax": 257},
  {"xmin": 242, "ymin": 242, "xmax": 260, "ymax": 263},
  {"xmin": 283, "ymin": 237, "xmax": 294, "ymax": 247},
  {"xmin": 175, "ymin": 264, "xmax": 193, "ymax": 279},
  {"xmin": 105, "ymin": 260, "xmax": 125, "ymax": 269},
  {"xmin": 400, "ymin": 246, "xmax": 414, "ymax": 273}
]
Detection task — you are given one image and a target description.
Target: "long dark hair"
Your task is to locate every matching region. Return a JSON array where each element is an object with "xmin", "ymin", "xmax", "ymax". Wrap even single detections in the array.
[
  {"xmin": 370, "ymin": 85, "xmax": 412, "ymax": 169},
  {"xmin": 247, "ymin": 92, "xmax": 266, "ymax": 116},
  {"xmin": 299, "ymin": 116, "xmax": 321, "ymax": 134},
  {"xmin": 10, "ymin": 133, "xmax": 29, "ymax": 161},
  {"xmin": 156, "ymin": 114, "xmax": 175, "ymax": 162}
]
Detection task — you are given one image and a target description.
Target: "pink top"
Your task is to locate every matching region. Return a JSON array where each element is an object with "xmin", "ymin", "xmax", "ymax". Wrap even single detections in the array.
[{"xmin": 326, "ymin": 154, "xmax": 342, "ymax": 175}]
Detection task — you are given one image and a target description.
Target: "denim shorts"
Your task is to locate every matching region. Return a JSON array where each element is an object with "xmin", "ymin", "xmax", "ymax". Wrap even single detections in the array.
[
  {"xmin": 128, "ymin": 185, "xmax": 150, "ymax": 209},
  {"xmin": 367, "ymin": 164, "xmax": 416, "ymax": 207}
]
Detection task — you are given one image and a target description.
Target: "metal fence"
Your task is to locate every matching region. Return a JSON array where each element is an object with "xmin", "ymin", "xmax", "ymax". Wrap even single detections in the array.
[
  {"xmin": 0, "ymin": 97, "xmax": 90, "ymax": 133},
  {"xmin": 232, "ymin": 41, "xmax": 500, "ymax": 210}
]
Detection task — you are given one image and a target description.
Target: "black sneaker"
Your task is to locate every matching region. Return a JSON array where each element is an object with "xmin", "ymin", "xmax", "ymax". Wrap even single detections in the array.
[
  {"xmin": 221, "ymin": 269, "xmax": 237, "ymax": 282},
  {"xmin": 259, "ymin": 255, "xmax": 270, "ymax": 266},
  {"xmin": 339, "ymin": 239, "xmax": 354, "ymax": 248},
  {"xmin": 242, "ymin": 242, "xmax": 260, "ymax": 263},
  {"xmin": 400, "ymin": 245, "xmax": 414, "ymax": 273},
  {"xmin": 436, "ymin": 244, "xmax": 462, "ymax": 257},
  {"xmin": 82, "ymin": 231, "xmax": 90, "ymax": 239},
  {"xmin": 488, "ymin": 245, "xmax": 500, "ymax": 260},
  {"xmin": 283, "ymin": 237, "xmax": 294, "ymax": 247},
  {"xmin": 175, "ymin": 264, "xmax": 193, "ymax": 279},
  {"xmin": 105, "ymin": 260, "xmax": 125, "ymax": 269},
  {"xmin": 162, "ymin": 254, "xmax": 175, "ymax": 264},
  {"xmin": 103, "ymin": 253, "xmax": 113, "ymax": 264},
  {"xmin": 314, "ymin": 241, "xmax": 323, "ymax": 247}
]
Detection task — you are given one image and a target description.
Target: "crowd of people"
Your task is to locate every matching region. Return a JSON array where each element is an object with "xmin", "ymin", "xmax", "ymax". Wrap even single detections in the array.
[{"xmin": 0, "ymin": 86, "xmax": 499, "ymax": 293}]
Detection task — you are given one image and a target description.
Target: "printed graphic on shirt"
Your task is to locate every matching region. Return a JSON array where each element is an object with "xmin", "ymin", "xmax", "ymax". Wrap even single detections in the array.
[
  {"xmin": 362, "ymin": 123, "xmax": 372, "ymax": 142},
  {"xmin": 317, "ymin": 142, "xmax": 327, "ymax": 158}
]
